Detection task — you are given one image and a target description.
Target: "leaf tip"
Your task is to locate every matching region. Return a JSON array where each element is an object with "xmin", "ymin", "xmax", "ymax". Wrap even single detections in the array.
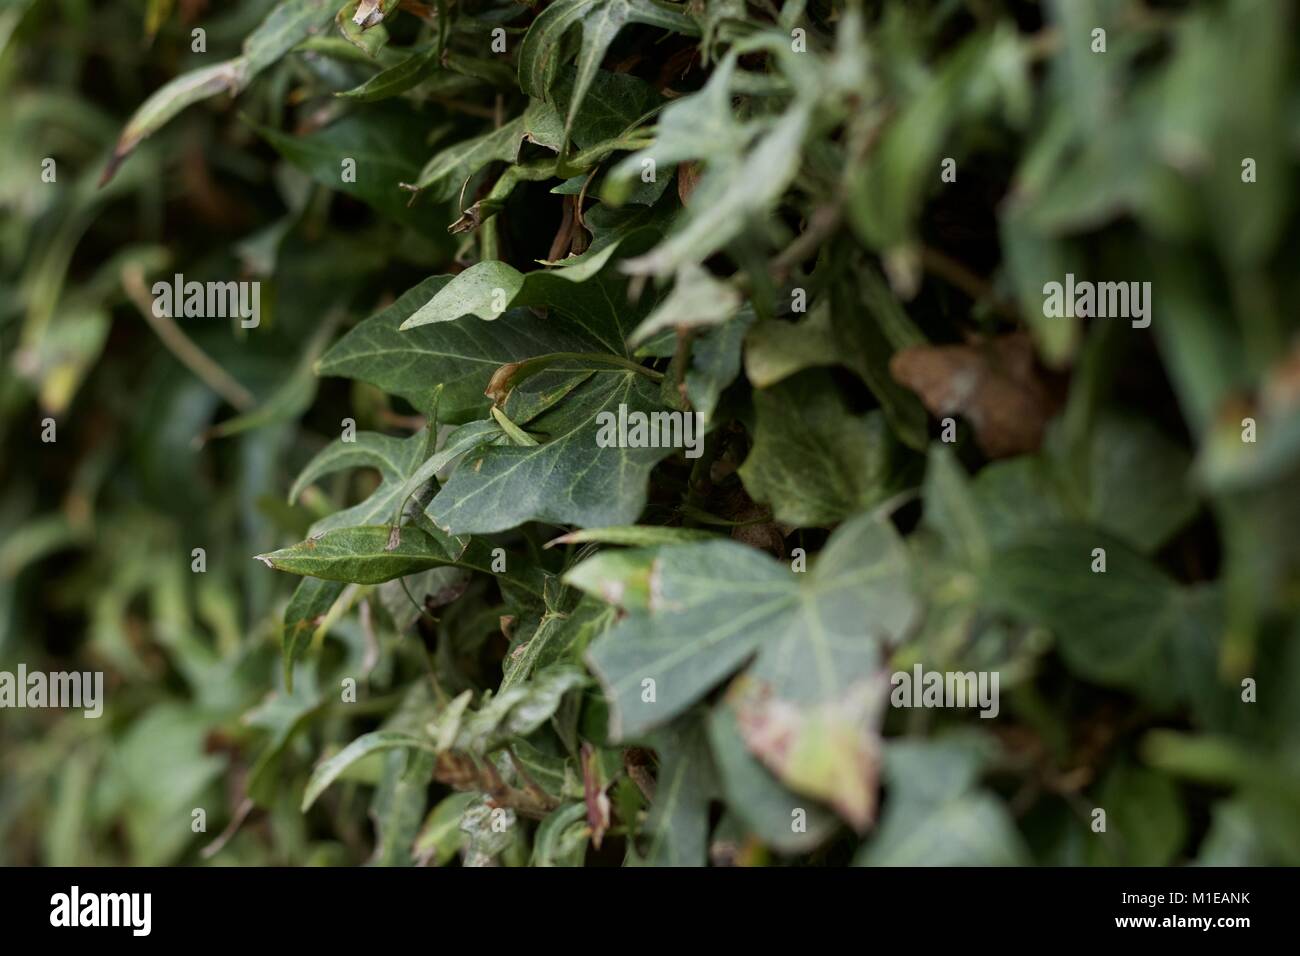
[{"xmin": 98, "ymin": 149, "xmax": 127, "ymax": 188}]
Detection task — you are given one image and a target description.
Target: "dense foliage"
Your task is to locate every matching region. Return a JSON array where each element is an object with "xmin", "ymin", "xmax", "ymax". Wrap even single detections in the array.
[{"xmin": 2, "ymin": 0, "xmax": 1299, "ymax": 866}]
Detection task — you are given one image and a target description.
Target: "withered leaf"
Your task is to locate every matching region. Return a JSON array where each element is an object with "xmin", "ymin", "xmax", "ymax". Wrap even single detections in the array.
[{"xmin": 889, "ymin": 332, "xmax": 1063, "ymax": 458}]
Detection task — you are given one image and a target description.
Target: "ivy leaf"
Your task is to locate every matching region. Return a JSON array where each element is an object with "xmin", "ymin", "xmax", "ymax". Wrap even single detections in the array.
[
  {"xmin": 517, "ymin": 0, "xmax": 697, "ymax": 146},
  {"xmin": 1083, "ymin": 763, "xmax": 1187, "ymax": 866},
  {"xmin": 399, "ymin": 238, "xmax": 685, "ymax": 534},
  {"xmin": 101, "ymin": 61, "xmax": 244, "ymax": 186},
  {"xmin": 338, "ymin": 42, "xmax": 443, "ymax": 102},
  {"xmin": 603, "ymin": 53, "xmax": 756, "ymax": 205},
  {"xmin": 532, "ymin": 802, "xmax": 590, "ymax": 866},
  {"xmin": 317, "ymin": 277, "xmax": 598, "ymax": 422},
  {"xmin": 281, "ymin": 577, "xmax": 347, "ymax": 690},
  {"xmin": 414, "ymin": 793, "xmax": 476, "ymax": 866},
  {"xmin": 855, "ymin": 736, "xmax": 1029, "ymax": 866},
  {"xmin": 102, "ymin": 0, "xmax": 334, "ymax": 183},
  {"xmin": 243, "ymin": 0, "xmax": 337, "ymax": 75},
  {"xmin": 1071, "ymin": 414, "xmax": 1197, "ymax": 555},
  {"xmin": 743, "ymin": 270, "xmax": 929, "ymax": 451},
  {"xmin": 256, "ymin": 102, "xmax": 435, "ymax": 231},
  {"xmin": 428, "ymin": 370, "xmax": 676, "ymax": 534},
  {"xmin": 256, "ymin": 525, "xmax": 468, "ymax": 585},
  {"xmin": 289, "ymin": 429, "xmax": 433, "ymax": 535},
  {"xmin": 683, "ymin": 306, "xmax": 752, "ymax": 425},
  {"xmin": 400, "ymin": 226, "xmax": 661, "ymax": 336},
  {"xmin": 707, "ymin": 705, "xmax": 839, "ymax": 853},
  {"xmin": 621, "ymin": 103, "xmax": 813, "ymax": 277},
  {"xmin": 274, "ymin": 423, "xmax": 517, "ymax": 679},
  {"xmin": 370, "ymin": 747, "xmax": 436, "ymax": 866},
  {"xmin": 629, "ymin": 261, "xmax": 741, "ymax": 346},
  {"xmin": 563, "ymin": 546, "xmax": 659, "ymax": 609},
  {"xmin": 410, "ymin": 101, "xmax": 564, "ymax": 201},
  {"xmin": 554, "ymin": 68, "xmax": 662, "ymax": 152},
  {"xmin": 585, "ymin": 513, "xmax": 918, "ymax": 826},
  {"xmin": 743, "ymin": 302, "xmax": 840, "ymax": 389},
  {"xmin": 739, "ymin": 370, "xmax": 915, "ymax": 527},
  {"xmin": 985, "ymin": 525, "xmax": 1185, "ymax": 703},
  {"xmin": 630, "ymin": 714, "xmax": 717, "ymax": 867},
  {"xmin": 458, "ymin": 666, "xmax": 588, "ymax": 753},
  {"xmin": 301, "ymin": 730, "xmax": 435, "ymax": 811},
  {"xmin": 502, "ymin": 595, "xmax": 616, "ymax": 693}
]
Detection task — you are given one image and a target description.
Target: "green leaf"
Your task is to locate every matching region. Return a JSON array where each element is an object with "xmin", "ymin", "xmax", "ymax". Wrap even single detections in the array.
[
  {"xmin": 739, "ymin": 370, "xmax": 914, "ymax": 527},
  {"xmin": 403, "ymin": 242, "xmax": 686, "ymax": 534},
  {"xmin": 402, "ymin": 260, "xmax": 527, "ymax": 326},
  {"xmin": 554, "ymin": 67, "xmax": 662, "ymax": 152},
  {"xmin": 338, "ymin": 42, "xmax": 443, "ymax": 102},
  {"xmin": 1087, "ymin": 763, "xmax": 1187, "ymax": 866},
  {"xmin": 430, "ymin": 370, "xmax": 676, "ymax": 535},
  {"xmin": 502, "ymin": 595, "xmax": 616, "ymax": 692},
  {"xmin": 317, "ymin": 277, "xmax": 597, "ymax": 423},
  {"xmin": 244, "ymin": 0, "xmax": 337, "ymax": 76},
  {"xmin": 563, "ymin": 546, "xmax": 659, "ymax": 609},
  {"xmin": 744, "ymin": 302, "xmax": 840, "ymax": 389},
  {"xmin": 255, "ymin": 102, "xmax": 435, "ymax": 231},
  {"xmin": 985, "ymin": 525, "xmax": 1183, "ymax": 701},
  {"xmin": 414, "ymin": 792, "xmax": 477, "ymax": 865},
  {"xmin": 746, "ymin": 276, "xmax": 929, "ymax": 451},
  {"xmin": 400, "ymin": 227, "xmax": 661, "ymax": 337},
  {"xmin": 103, "ymin": 0, "xmax": 334, "ymax": 182},
  {"xmin": 411, "ymin": 101, "xmax": 564, "ymax": 201},
  {"xmin": 1072, "ymin": 414, "xmax": 1197, "ymax": 554},
  {"xmin": 257, "ymin": 524, "xmax": 467, "ymax": 585},
  {"xmin": 586, "ymin": 513, "xmax": 918, "ymax": 826},
  {"xmin": 458, "ymin": 665, "xmax": 588, "ymax": 753},
  {"xmin": 103, "ymin": 60, "xmax": 244, "ymax": 184},
  {"xmin": 370, "ymin": 747, "xmax": 437, "ymax": 865},
  {"xmin": 532, "ymin": 802, "xmax": 590, "ymax": 866},
  {"xmin": 631, "ymin": 714, "xmax": 717, "ymax": 867},
  {"xmin": 629, "ymin": 262, "xmax": 741, "ymax": 346},
  {"xmin": 288, "ymin": 428, "xmax": 432, "ymax": 535},
  {"xmin": 547, "ymin": 525, "xmax": 717, "ymax": 548},
  {"xmin": 517, "ymin": 0, "xmax": 697, "ymax": 145},
  {"xmin": 622, "ymin": 102, "xmax": 813, "ymax": 277},
  {"xmin": 855, "ymin": 736, "xmax": 1029, "ymax": 866},
  {"xmin": 603, "ymin": 53, "xmax": 755, "ymax": 205},
  {"xmin": 302, "ymin": 730, "xmax": 436, "ymax": 811},
  {"xmin": 281, "ymin": 577, "xmax": 347, "ymax": 688},
  {"xmin": 682, "ymin": 306, "xmax": 752, "ymax": 425}
]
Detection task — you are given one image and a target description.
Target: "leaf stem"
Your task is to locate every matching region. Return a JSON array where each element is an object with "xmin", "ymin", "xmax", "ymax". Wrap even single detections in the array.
[{"xmin": 122, "ymin": 265, "xmax": 256, "ymax": 411}]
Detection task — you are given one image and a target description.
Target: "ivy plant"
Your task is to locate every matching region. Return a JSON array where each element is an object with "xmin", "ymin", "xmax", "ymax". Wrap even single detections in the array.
[{"xmin": 3, "ymin": 0, "xmax": 1298, "ymax": 867}]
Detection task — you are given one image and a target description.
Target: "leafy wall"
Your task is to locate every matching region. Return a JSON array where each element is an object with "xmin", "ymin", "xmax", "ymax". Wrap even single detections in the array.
[{"xmin": 1, "ymin": 0, "xmax": 1298, "ymax": 866}]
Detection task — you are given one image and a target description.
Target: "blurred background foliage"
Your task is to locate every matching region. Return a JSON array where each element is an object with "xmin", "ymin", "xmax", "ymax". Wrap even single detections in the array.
[{"xmin": 1, "ymin": 0, "xmax": 1298, "ymax": 866}]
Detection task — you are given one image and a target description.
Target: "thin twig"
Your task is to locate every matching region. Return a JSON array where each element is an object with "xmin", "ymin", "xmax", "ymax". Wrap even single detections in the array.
[
  {"xmin": 919, "ymin": 244, "xmax": 1019, "ymax": 320},
  {"xmin": 122, "ymin": 265, "xmax": 256, "ymax": 411}
]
